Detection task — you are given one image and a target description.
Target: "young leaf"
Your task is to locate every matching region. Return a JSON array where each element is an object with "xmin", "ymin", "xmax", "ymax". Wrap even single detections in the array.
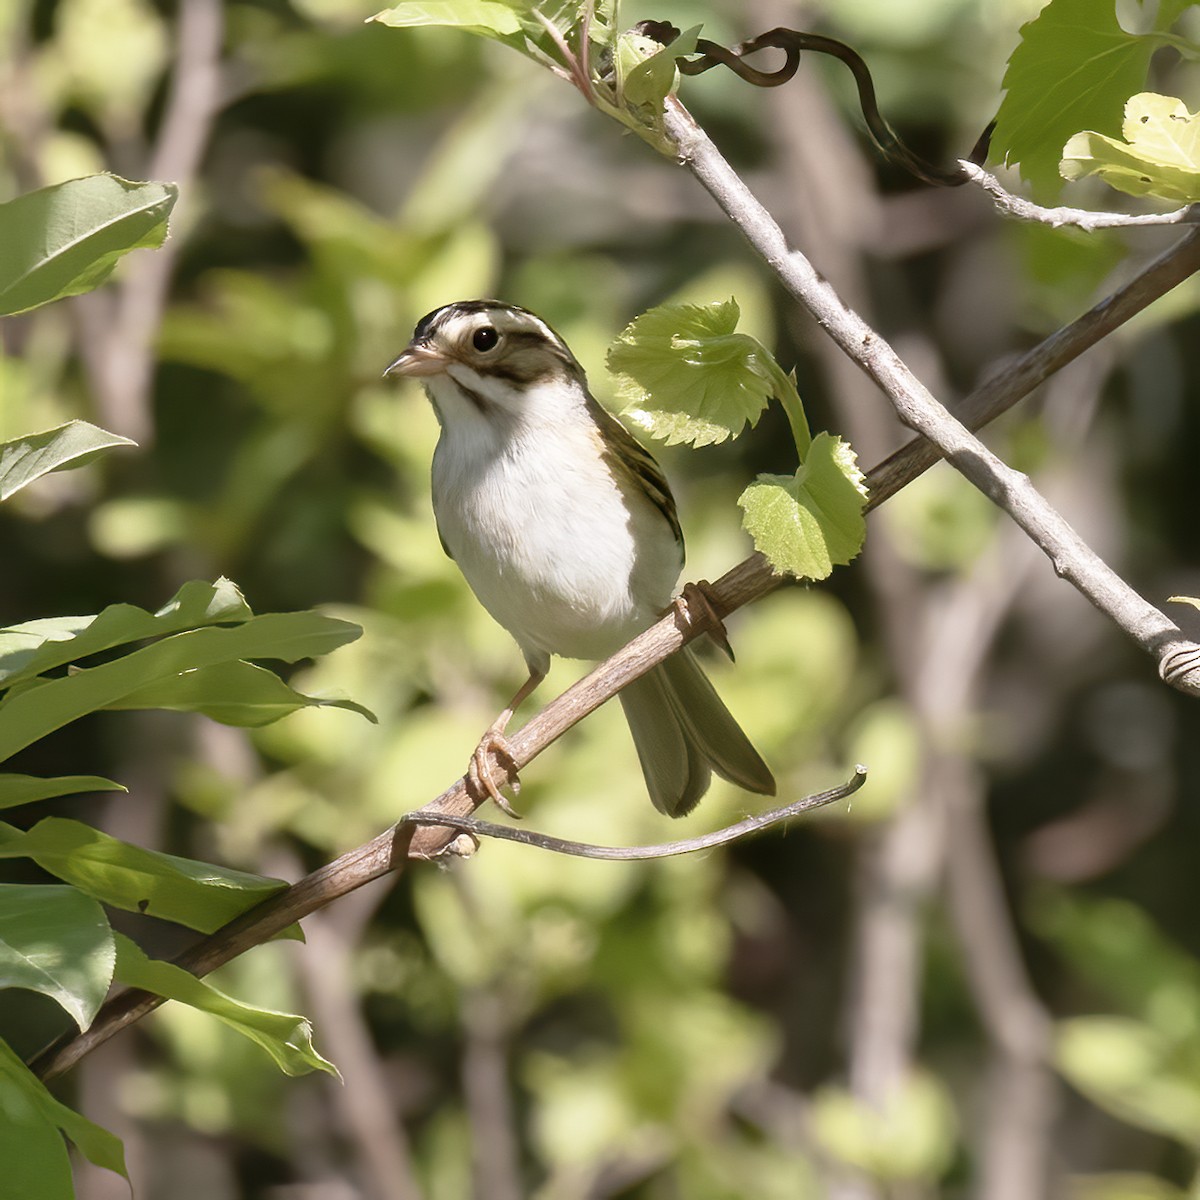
[
  {"xmin": 0, "ymin": 1038, "xmax": 128, "ymax": 1185},
  {"xmin": 114, "ymin": 934, "xmax": 338, "ymax": 1078},
  {"xmin": 990, "ymin": 0, "xmax": 1195, "ymax": 195},
  {"xmin": 0, "ymin": 884, "xmax": 114, "ymax": 1030},
  {"xmin": 368, "ymin": 0, "xmax": 578, "ymax": 61},
  {"xmin": 369, "ymin": 0, "xmax": 526, "ymax": 48},
  {"xmin": 0, "ymin": 174, "xmax": 177, "ymax": 315},
  {"xmin": 1061, "ymin": 93, "xmax": 1200, "ymax": 203},
  {"xmin": 0, "ymin": 577, "xmax": 253, "ymax": 689},
  {"xmin": 0, "ymin": 774, "xmax": 125, "ymax": 810},
  {"xmin": 615, "ymin": 24, "xmax": 700, "ymax": 111},
  {"xmin": 107, "ymin": 659, "xmax": 377, "ymax": 726},
  {"xmin": 0, "ymin": 420, "xmax": 136, "ymax": 503},
  {"xmin": 607, "ymin": 299, "xmax": 786, "ymax": 447},
  {"xmin": 738, "ymin": 433, "xmax": 868, "ymax": 580},
  {"xmin": 0, "ymin": 818, "xmax": 285, "ymax": 932},
  {"xmin": 0, "ymin": 610, "xmax": 363, "ymax": 762}
]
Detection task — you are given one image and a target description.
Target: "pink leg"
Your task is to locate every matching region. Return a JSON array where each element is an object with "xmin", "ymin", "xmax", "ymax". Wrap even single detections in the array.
[{"xmin": 468, "ymin": 667, "xmax": 545, "ymax": 817}]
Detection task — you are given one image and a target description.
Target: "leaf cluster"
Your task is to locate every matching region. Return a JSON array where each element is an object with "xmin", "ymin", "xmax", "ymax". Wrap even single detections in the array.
[
  {"xmin": 990, "ymin": 0, "xmax": 1200, "ymax": 201},
  {"xmin": 608, "ymin": 298, "xmax": 867, "ymax": 580},
  {"xmin": 0, "ymin": 176, "xmax": 361, "ymax": 1193}
]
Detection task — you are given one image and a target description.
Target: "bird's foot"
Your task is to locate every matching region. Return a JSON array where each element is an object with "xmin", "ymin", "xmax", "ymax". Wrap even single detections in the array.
[
  {"xmin": 675, "ymin": 580, "xmax": 735, "ymax": 661},
  {"xmin": 467, "ymin": 725, "xmax": 523, "ymax": 819}
]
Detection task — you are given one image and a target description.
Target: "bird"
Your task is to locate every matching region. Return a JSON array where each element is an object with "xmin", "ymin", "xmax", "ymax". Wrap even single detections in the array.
[{"xmin": 384, "ymin": 299, "xmax": 775, "ymax": 817}]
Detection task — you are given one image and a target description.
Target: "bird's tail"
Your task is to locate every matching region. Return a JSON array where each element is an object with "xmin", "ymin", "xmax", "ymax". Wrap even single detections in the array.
[{"xmin": 617, "ymin": 647, "xmax": 776, "ymax": 817}]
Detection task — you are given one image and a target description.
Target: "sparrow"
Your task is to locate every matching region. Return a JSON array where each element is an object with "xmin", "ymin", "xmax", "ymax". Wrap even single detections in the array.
[{"xmin": 384, "ymin": 299, "xmax": 775, "ymax": 817}]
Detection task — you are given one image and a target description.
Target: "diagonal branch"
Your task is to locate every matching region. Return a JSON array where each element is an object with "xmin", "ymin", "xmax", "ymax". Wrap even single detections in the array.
[
  {"xmin": 867, "ymin": 226, "xmax": 1200, "ymax": 507},
  {"xmin": 662, "ymin": 97, "xmax": 1200, "ymax": 695},
  {"xmin": 30, "ymin": 187, "xmax": 1200, "ymax": 1082},
  {"xmin": 30, "ymin": 92, "xmax": 1200, "ymax": 1085}
]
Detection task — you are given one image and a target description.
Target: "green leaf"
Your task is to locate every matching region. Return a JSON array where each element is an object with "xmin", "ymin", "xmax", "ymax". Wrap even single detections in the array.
[
  {"xmin": 1061, "ymin": 93, "xmax": 1200, "ymax": 202},
  {"xmin": 0, "ymin": 420, "xmax": 136, "ymax": 503},
  {"xmin": 0, "ymin": 610, "xmax": 363, "ymax": 762},
  {"xmin": 1068, "ymin": 1173, "xmax": 1188, "ymax": 1200},
  {"xmin": 0, "ymin": 774, "xmax": 125, "ymax": 810},
  {"xmin": 369, "ymin": 0, "xmax": 525, "ymax": 46},
  {"xmin": 990, "ymin": 0, "xmax": 1193, "ymax": 195},
  {"xmin": 810, "ymin": 1070, "xmax": 957, "ymax": 1179},
  {"xmin": 367, "ymin": 0, "xmax": 580, "ymax": 60},
  {"xmin": 607, "ymin": 299, "xmax": 784, "ymax": 447},
  {"xmin": 114, "ymin": 934, "xmax": 338, "ymax": 1077},
  {"xmin": 0, "ymin": 1037, "xmax": 128, "ymax": 1186},
  {"xmin": 0, "ymin": 577, "xmax": 253, "ymax": 690},
  {"xmin": 738, "ymin": 433, "xmax": 868, "ymax": 579},
  {"xmin": 0, "ymin": 818, "xmax": 285, "ymax": 932},
  {"xmin": 107, "ymin": 659, "xmax": 377, "ymax": 727},
  {"xmin": 0, "ymin": 174, "xmax": 177, "ymax": 315},
  {"xmin": 0, "ymin": 884, "xmax": 114, "ymax": 1030},
  {"xmin": 615, "ymin": 24, "xmax": 700, "ymax": 111},
  {"xmin": 1057, "ymin": 1016, "xmax": 1200, "ymax": 1148}
]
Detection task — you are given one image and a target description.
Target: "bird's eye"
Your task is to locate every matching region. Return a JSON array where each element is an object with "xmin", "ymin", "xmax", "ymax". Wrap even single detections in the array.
[{"xmin": 472, "ymin": 326, "xmax": 500, "ymax": 352}]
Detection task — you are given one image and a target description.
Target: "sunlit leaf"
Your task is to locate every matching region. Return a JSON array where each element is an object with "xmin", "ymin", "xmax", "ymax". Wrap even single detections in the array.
[
  {"xmin": 0, "ymin": 774, "xmax": 125, "ymax": 810},
  {"xmin": 107, "ymin": 659, "xmax": 376, "ymax": 726},
  {"xmin": 114, "ymin": 934, "xmax": 338, "ymax": 1077},
  {"xmin": 1057, "ymin": 1016, "xmax": 1200, "ymax": 1148},
  {"xmin": 607, "ymin": 299, "xmax": 786, "ymax": 447},
  {"xmin": 0, "ymin": 420, "xmax": 136, "ymax": 502},
  {"xmin": 1068, "ymin": 1172, "xmax": 1188, "ymax": 1199},
  {"xmin": 0, "ymin": 1038, "xmax": 127, "ymax": 1185},
  {"xmin": 615, "ymin": 24, "xmax": 700, "ymax": 111},
  {"xmin": 0, "ymin": 610, "xmax": 363, "ymax": 762},
  {"xmin": 1062, "ymin": 93, "xmax": 1200, "ymax": 202},
  {"xmin": 810, "ymin": 1070, "xmax": 957, "ymax": 1179},
  {"xmin": 369, "ymin": 0, "xmax": 524, "ymax": 40},
  {"xmin": 737, "ymin": 433, "xmax": 867, "ymax": 579},
  {"xmin": 0, "ymin": 884, "xmax": 114, "ymax": 1030},
  {"xmin": 0, "ymin": 818, "xmax": 285, "ymax": 932},
  {"xmin": 991, "ymin": 0, "xmax": 1193, "ymax": 194},
  {"xmin": 0, "ymin": 577, "xmax": 253, "ymax": 689},
  {"xmin": 0, "ymin": 174, "xmax": 177, "ymax": 314}
]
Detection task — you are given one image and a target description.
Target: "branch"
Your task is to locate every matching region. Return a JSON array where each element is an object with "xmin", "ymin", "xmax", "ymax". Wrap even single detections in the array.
[
  {"xmin": 25, "ymin": 566, "xmax": 837, "ymax": 1081},
  {"xmin": 75, "ymin": 0, "xmax": 225, "ymax": 442},
  {"xmin": 30, "ymin": 96, "xmax": 1200, "ymax": 1085},
  {"xmin": 960, "ymin": 161, "xmax": 1199, "ymax": 230},
  {"xmin": 401, "ymin": 769, "xmax": 865, "ymax": 860},
  {"xmin": 30, "ymin": 204, "xmax": 1200, "ymax": 1082},
  {"xmin": 662, "ymin": 97, "xmax": 1200, "ymax": 696},
  {"xmin": 867, "ymin": 225, "xmax": 1200, "ymax": 507}
]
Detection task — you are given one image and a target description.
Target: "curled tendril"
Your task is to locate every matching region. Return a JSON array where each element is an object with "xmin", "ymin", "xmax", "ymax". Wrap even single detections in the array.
[{"xmin": 635, "ymin": 21, "xmax": 994, "ymax": 189}]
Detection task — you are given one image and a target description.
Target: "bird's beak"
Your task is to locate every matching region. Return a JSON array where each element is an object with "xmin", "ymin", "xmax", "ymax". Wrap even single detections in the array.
[{"xmin": 383, "ymin": 343, "xmax": 447, "ymax": 379}]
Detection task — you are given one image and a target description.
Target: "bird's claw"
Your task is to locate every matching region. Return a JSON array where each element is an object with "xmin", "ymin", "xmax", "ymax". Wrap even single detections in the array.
[
  {"xmin": 468, "ymin": 729, "xmax": 523, "ymax": 819},
  {"xmin": 676, "ymin": 580, "xmax": 735, "ymax": 661}
]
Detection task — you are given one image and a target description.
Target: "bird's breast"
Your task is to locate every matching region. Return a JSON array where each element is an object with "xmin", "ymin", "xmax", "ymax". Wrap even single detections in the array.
[{"xmin": 432, "ymin": 416, "xmax": 681, "ymax": 661}]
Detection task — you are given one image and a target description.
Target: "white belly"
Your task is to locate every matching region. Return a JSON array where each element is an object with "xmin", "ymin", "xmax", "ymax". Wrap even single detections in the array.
[{"xmin": 431, "ymin": 396, "xmax": 681, "ymax": 669}]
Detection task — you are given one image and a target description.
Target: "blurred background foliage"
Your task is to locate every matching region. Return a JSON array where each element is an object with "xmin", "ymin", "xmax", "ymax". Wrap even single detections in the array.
[{"xmin": 3, "ymin": 0, "xmax": 1200, "ymax": 1196}]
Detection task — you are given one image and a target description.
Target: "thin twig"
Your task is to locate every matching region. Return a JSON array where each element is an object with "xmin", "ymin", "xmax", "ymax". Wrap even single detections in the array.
[
  {"xmin": 399, "ymin": 769, "xmax": 865, "ymax": 860},
  {"xmin": 662, "ymin": 97, "xmax": 1200, "ymax": 696},
  {"xmin": 960, "ymin": 161, "xmax": 1199, "ymax": 229}
]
